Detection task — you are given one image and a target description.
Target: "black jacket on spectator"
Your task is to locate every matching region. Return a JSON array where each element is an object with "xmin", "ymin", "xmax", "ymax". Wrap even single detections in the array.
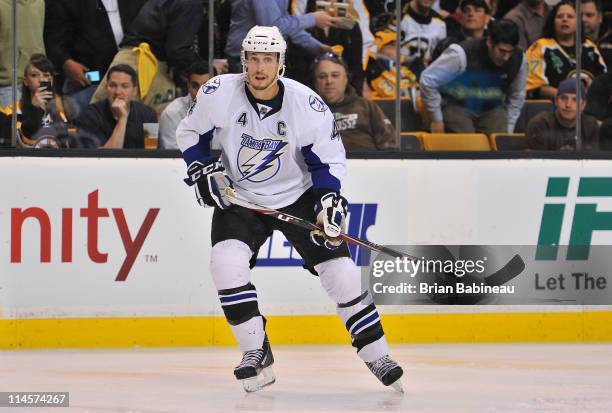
[
  {"xmin": 120, "ymin": 0, "xmax": 204, "ymax": 70},
  {"xmin": 585, "ymin": 72, "xmax": 612, "ymax": 122},
  {"xmin": 76, "ymin": 100, "xmax": 157, "ymax": 148},
  {"xmin": 44, "ymin": 0, "xmax": 147, "ymax": 76}
]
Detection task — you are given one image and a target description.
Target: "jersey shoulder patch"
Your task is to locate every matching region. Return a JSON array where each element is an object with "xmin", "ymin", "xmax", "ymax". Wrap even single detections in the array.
[
  {"xmin": 308, "ymin": 94, "xmax": 328, "ymax": 113},
  {"xmin": 201, "ymin": 77, "xmax": 221, "ymax": 94}
]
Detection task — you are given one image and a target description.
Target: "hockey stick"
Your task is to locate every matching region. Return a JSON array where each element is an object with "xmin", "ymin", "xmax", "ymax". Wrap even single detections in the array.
[
  {"xmin": 222, "ymin": 189, "xmax": 527, "ymax": 284},
  {"xmin": 223, "ymin": 188, "xmax": 413, "ymax": 260}
]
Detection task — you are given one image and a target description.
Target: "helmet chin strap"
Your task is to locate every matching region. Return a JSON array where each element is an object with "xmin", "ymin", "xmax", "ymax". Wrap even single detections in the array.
[{"xmin": 244, "ymin": 64, "xmax": 285, "ymax": 96}]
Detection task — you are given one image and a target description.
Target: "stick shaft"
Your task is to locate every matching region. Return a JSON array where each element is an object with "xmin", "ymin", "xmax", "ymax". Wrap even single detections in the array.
[{"xmin": 224, "ymin": 190, "xmax": 412, "ymax": 260}]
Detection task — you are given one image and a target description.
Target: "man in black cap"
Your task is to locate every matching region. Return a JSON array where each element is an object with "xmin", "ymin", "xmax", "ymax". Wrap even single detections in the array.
[
  {"xmin": 434, "ymin": 0, "xmax": 492, "ymax": 60},
  {"xmin": 527, "ymin": 78, "xmax": 600, "ymax": 151}
]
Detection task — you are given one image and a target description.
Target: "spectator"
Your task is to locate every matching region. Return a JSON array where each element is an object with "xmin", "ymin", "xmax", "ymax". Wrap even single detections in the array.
[
  {"xmin": 582, "ymin": 0, "xmax": 612, "ymax": 68},
  {"xmin": 460, "ymin": 0, "xmax": 491, "ymax": 38},
  {"xmin": 158, "ymin": 62, "xmax": 213, "ymax": 149},
  {"xmin": 4, "ymin": 54, "xmax": 77, "ymax": 141},
  {"xmin": 19, "ymin": 54, "xmax": 60, "ymax": 139},
  {"xmin": 313, "ymin": 52, "xmax": 397, "ymax": 151},
  {"xmin": 432, "ymin": 0, "xmax": 492, "ymax": 61},
  {"xmin": 289, "ymin": 0, "xmax": 364, "ymax": 94},
  {"xmin": 0, "ymin": 0, "xmax": 45, "ymax": 108},
  {"xmin": 527, "ymin": 78, "xmax": 599, "ymax": 150},
  {"xmin": 399, "ymin": 0, "xmax": 447, "ymax": 77},
  {"xmin": 91, "ymin": 0, "xmax": 206, "ymax": 114},
  {"xmin": 526, "ymin": 0, "xmax": 607, "ymax": 100},
  {"xmin": 504, "ymin": 0, "xmax": 550, "ymax": 52},
  {"xmin": 585, "ymin": 72, "xmax": 612, "ymax": 148},
  {"xmin": 224, "ymin": 0, "xmax": 339, "ymax": 74},
  {"xmin": 420, "ymin": 19, "xmax": 526, "ymax": 135},
  {"xmin": 44, "ymin": 0, "xmax": 148, "ymax": 116},
  {"xmin": 77, "ymin": 64, "xmax": 156, "ymax": 149},
  {"xmin": 365, "ymin": 28, "xmax": 418, "ymax": 99}
]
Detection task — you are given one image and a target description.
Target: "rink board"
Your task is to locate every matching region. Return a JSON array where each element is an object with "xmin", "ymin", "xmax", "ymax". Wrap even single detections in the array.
[{"xmin": 1, "ymin": 157, "xmax": 612, "ymax": 348}]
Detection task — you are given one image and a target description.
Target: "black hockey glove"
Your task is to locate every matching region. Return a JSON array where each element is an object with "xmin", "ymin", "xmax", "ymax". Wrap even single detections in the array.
[
  {"xmin": 310, "ymin": 191, "xmax": 348, "ymax": 250},
  {"xmin": 184, "ymin": 160, "xmax": 234, "ymax": 209}
]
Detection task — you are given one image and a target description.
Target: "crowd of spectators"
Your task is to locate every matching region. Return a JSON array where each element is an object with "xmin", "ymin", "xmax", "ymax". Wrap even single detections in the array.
[{"xmin": 0, "ymin": 0, "xmax": 610, "ymax": 151}]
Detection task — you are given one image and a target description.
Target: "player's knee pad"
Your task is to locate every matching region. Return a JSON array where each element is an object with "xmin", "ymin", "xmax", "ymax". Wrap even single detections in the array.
[
  {"xmin": 212, "ymin": 240, "xmax": 261, "ymax": 327},
  {"xmin": 314, "ymin": 257, "xmax": 362, "ymax": 304},
  {"xmin": 210, "ymin": 239, "xmax": 252, "ymax": 291}
]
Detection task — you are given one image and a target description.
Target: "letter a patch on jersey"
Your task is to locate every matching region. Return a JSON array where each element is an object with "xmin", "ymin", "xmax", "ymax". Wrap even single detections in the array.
[{"xmin": 237, "ymin": 134, "xmax": 287, "ymax": 182}]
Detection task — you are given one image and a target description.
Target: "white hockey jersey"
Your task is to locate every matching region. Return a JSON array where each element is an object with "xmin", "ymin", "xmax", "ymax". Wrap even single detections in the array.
[
  {"xmin": 400, "ymin": 6, "xmax": 446, "ymax": 67},
  {"xmin": 176, "ymin": 73, "xmax": 346, "ymax": 209}
]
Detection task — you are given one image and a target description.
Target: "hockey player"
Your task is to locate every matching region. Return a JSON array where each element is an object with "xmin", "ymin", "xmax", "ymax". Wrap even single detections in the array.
[{"xmin": 176, "ymin": 25, "xmax": 403, "ymax": 393}]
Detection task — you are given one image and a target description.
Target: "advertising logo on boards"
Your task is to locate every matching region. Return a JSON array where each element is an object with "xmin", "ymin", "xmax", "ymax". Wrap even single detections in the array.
[{"xmin": 6, "ymin": 189, "xmax": 160, "ymax": 281}]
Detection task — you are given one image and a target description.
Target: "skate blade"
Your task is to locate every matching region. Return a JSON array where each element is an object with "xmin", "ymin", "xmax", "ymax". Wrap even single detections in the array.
[
  {"xmin": 391, "ymin": 379, "xmax": 404, "ymax": 395},
  {"xmin": 242, "ymin": 366, "xmax": 275, "ymax": 393}
]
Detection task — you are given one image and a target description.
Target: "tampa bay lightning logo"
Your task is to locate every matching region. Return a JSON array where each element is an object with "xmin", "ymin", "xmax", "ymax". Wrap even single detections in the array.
[
  {"xmin": 202, "ymin": 77, "xmax": 220, "ymax": 94},
  {"xmin": 237, "ymin": 134, "xmax": 287, "ymax": 183},
  {"xmin": 309, "ymin": 95, "xmax": 328, "ymax": 112}
]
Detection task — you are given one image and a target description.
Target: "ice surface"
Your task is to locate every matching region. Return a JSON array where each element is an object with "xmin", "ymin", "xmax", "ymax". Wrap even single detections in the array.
[{"xmin": 1, "ymin": 343, "xmax": 611, "ymax": 412}]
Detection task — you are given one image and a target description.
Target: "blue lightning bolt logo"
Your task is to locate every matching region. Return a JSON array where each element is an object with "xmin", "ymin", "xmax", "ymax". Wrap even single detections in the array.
[{"xmin": 239, "ymin": 141, "xmax": 287, "ymax": 182}]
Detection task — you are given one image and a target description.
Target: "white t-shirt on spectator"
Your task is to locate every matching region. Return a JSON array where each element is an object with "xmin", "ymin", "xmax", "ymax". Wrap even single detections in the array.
[{"xmin": 101, "ymin": 0, "xmax": 124, "ymax": 47}]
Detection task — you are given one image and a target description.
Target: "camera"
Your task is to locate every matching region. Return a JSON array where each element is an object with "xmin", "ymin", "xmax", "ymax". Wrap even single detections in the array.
[
  {"xmin": 39, "ymin": 80, "xmax": 54, "ymax": 100},
  {"xmin": 39, "ymin": 80, "xmax": 52, "ymax": 92},
  {"xmin": 316, "ymin": 0, "xmax": 349, "ymax": 17},
  {"xmin": 315, "ymin": 1, "xmax": 358, "ymax": 29},
  {"xmin": 85, "ymin": 70, "xmax": 101, "ymax": 84}
]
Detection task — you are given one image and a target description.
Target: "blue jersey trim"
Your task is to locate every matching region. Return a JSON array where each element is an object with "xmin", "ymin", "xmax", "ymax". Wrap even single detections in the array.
[
  {"xmin": 300, "ymin": 144, "xmax": 341, "ymax": 191},
  {"xmin": 182, "ymin": 128, "xmax": 215, "ymax": 165}
]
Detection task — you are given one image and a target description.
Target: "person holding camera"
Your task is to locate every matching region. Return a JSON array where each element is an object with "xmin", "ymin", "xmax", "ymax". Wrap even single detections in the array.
[{"xmin": 12, "ymin": 54, "xmax": 75, "ymax": 140}]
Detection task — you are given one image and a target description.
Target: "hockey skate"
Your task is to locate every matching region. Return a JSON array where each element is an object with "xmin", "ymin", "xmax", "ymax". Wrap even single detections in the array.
[
  {"xmin": 366, "ymin": 355, "xmax": 404, "ymax": 394},
  {"xmin": 234, "ymin": 336, "xmax": 275, "ymax": 392}
]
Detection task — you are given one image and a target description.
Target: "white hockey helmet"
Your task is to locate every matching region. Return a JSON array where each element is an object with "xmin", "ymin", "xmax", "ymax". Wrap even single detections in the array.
[{"xmin": 240, "ymin": 25, "xmax": 287, "ymax": 77}]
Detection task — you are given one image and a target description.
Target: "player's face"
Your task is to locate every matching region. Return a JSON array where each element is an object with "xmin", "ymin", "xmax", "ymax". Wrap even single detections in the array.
[
  {"xmin": 461, "ymin": 5, "xmax": 490, "ymax": 32},
  {"xmin": 187, "ymin": 73, "xmax": 211, "ymax": 100},
  {"xmin": 556, "ymin": 92, "xmax": 584, "ymax": 123},
  {"xmin": 314, "ymin": 60, "xmax": 348, "ymax": 105},
  {"xmin": 554, "ymin": 5, "xmax": 576, "ymax": 39},
  {"xmin": 581, "ymin": 3, "xmax": 602, "ymax": 40},
  {"xmin": 245, "ymin": 52, "xmax": 280, "ymax": 90},
  {"xmin": 106, "ymin": 71, "xmax": 137, "ymax": 104}
]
